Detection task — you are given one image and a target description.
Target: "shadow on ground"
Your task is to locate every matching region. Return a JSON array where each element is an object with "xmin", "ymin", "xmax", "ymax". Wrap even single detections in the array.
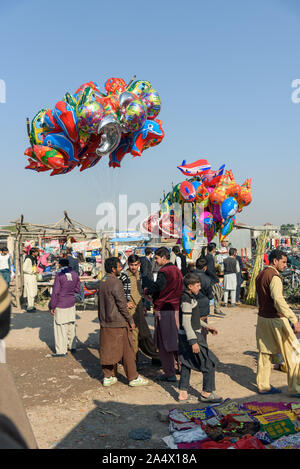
[{"xmin": 52, "ymin": 385, "xmax": 293, "ymax": 449}]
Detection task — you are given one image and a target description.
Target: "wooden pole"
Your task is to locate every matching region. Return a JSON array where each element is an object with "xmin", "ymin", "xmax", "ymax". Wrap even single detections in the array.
[
  {"xmin": 114, "ymin": 242, "xmax": 119, "ymax": 257},
  {"xmin": 14, "ymin": 233, "xmax": 21, "ymax": 310}
]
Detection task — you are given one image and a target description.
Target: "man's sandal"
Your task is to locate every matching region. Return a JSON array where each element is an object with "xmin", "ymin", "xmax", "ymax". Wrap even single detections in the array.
[
  {"xmin": 258, "ymin": 385, "xmax": 282, "ymax": 395},
  {"xmin": 199, "ymin": 392, "xmax": 223, "ymax": 403}
]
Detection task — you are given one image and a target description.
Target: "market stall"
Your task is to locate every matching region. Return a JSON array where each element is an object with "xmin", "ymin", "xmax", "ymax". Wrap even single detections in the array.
[{"xmin": 4, "ymin": 212, "xmax": 111, "ymax": 310}]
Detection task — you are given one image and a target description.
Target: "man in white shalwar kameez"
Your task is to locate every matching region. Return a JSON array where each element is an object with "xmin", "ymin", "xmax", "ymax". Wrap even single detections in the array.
[{"xmin": 23, "ymin": 248, "xmax": 39, "ymax": 312}]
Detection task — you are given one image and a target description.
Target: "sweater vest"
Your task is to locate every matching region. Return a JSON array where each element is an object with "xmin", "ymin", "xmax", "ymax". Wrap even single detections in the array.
[
  {"xmin": 154, "ymin": 264, "xmax": 184, "ymax": 312},
  {"xmin": 255, "ymin": 266, "xmax": 282, "ymax": 319}
]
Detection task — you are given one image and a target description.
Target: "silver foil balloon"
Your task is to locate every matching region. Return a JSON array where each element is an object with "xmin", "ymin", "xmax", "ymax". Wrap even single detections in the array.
[
  {"xmin": 119, "ymin": 91, "xmax": 135, "ymax": 109},
  {"xmin": 96, "ymin": 115, "xmax": 122, "ymax": 156}
]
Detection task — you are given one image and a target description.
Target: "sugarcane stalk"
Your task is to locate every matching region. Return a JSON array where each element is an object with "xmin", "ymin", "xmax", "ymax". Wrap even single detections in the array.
[{"xmin": 245, "ymin": 231, "xmax": 268, "ymax": 305}]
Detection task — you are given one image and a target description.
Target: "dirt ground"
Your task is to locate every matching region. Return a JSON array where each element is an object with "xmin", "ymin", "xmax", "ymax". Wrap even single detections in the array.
[{"xmin": 4, "ymin": 303, "xmax": 299, "ymax": 449}]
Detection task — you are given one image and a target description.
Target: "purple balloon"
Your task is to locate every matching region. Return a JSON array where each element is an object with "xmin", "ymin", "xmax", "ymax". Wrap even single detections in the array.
[{"xmin": 212, "ymin": 204, "xmax": 222, "ymax": 222}]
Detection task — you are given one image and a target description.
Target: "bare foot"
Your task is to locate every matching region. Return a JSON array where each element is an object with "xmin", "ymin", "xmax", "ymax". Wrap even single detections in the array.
[{"xmin": 178, "ymin": 391, "xmax": 188, "ymax": 401}]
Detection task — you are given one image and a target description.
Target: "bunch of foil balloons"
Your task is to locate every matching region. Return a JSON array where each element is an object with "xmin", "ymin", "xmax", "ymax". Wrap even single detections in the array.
[
  {"xmin": 24, "ymin": 77, "xmax": 164, "ymax": 175},
  {"xmin": 141, "ymin": 159, "xmax": 252, "ymax": 257}
]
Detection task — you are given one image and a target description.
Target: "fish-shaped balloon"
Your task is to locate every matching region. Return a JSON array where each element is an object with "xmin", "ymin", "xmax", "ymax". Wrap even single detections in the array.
[{"xmin": 131, "ymin": 119, "xmax": 164, "ymax": 157}]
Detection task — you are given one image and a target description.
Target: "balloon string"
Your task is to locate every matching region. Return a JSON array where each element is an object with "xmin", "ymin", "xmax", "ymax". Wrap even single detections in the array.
[{"xmin": 126, "ymin": 75, "xmax": 136, "ymax": 90}]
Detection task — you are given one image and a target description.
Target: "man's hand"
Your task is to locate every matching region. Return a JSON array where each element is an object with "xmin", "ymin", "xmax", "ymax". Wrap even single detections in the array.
[
  {"xmin": 50, "ymin": 309, "xmax": 55, "ymax": 316},
  {"xmin": 192, "ymin": 343, "xmax": 200, "ymax": 354},
  {"xmin": 293, "ymin": 322, "xmax": 300, "ymax": 334},
  {"xmin": 130, "ymin": 322, "xmax": 136, "ymax": 330},
  {"xmin": 127, "ymin": 302, "xmax": 134, "ymax": 309},
  {"xmin": 144, "ymin": 288, "xmax": 152, "ymax": 302},
  {"xmin": 208, "ymin": 327, "xmax": 218, "ymax": 335}
]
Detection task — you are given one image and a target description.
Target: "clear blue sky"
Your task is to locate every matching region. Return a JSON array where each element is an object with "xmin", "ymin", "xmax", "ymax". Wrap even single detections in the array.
[{"xmin": 0, "ymin": 0, "xmax": 300, "ymax": 230}]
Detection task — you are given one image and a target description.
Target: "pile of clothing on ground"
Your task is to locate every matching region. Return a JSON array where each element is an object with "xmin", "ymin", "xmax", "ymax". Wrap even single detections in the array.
[{"xmin": 162, "ymin": 399, "xmax": 300, "ymax": 449}]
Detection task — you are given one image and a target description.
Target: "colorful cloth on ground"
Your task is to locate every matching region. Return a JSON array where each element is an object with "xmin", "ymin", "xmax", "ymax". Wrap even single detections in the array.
[
  {"xmin": 201, "ymin": 414, "xmax": 260, "ymax": 441},
  {"xmin": 232, "ymin": 435, "xmax": 266, "ymax": 449},
  {"xmin": 166, "ymin": 401, "xmax": 300, "ymax": 449},
  {"xmin": 254, "ymin": 410, "xmax": 297, "ymax": 425},
  {"xmin": 198, "ymin": 438, "xmax": 234, "ymax": 449},
  {"xmin": 211, "ymin": 399, "xmax": 248, "ymax": 418},
  {"xmin": 199, "ymin": 416, "xmax": 221, "ymax": 427},
  {"xmin": 254, "ymin": 431, "xmax": 274, "ymax": 445},
  {"xmin": 169, "ymin": 420, "xmax": 197, "ymax": 432},
  {"xmin": 177, "ymin": 439, "xmax": 212, "ymax": 449},
  {"xmin": 183, "ymin": 407, "xmax": 217, "ymax": 421},
  {"xmin": 291, "ymin": 403, "xmax": 300, "ymax": 411},
  {"xmin": 168, "ymin": 408, "xmax": 191, "ymax": 424},
  {"xmin": 172, "ymin": 426, "xmax": 208, "ymax": 444},
  {"xmin": 243, "ymin": 401, "xmax": 291, "ymax": 415},
  {"xmin": 260, "ymin": 418, "xmax": 296, "ymax": 440},
  {"xmin": 270, "ymin": 433, "xmax": 300, "ymax": 449}
]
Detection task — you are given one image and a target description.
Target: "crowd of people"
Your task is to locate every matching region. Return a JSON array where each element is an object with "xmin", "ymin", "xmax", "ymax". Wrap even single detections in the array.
[
  {"xmin": 2, "ymin": 241, "xmax": 300, "ymax": 406},
  {"xmin": 42, "ymin": 243, "xmax": 300, "ymax": 401},
  {"xmin": 94, "ymin": 244, "xmax": 235, "ymax": 399}
]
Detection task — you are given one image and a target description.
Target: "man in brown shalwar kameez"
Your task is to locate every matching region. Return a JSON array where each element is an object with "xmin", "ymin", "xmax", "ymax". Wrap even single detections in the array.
[{"xmin": 97, "ymin": 257, "xmax": 148, "ymax": 387}]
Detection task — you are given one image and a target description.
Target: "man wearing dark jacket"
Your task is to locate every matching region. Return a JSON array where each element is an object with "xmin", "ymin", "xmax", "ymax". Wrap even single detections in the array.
[
  {"xmin": 98, "ymin": 257, "xmax": 148, "ymax": 388},
  {"xmin": 145, "ymin": 247, "xmax": 184, "ymax": 381},
  {"xmin": 202, "ymin": 243, "xmax": 225, "ymax": 317},
  {"xmin": 66, "ymin": 248, "xmax": 79, "ymax": 275},
  {"xmin": 234, "ymin": 248, "xmax": 243, "ymax": 304},
  {"xmin": 194, "ymin": 257, "xmax": 213, "ymax": 302},
  {"xmin": 193, "ymin": 257, "xmax": 214, "ymax": 340},
  {"xmin": 139, "ymin": 247, "xmax": 154, "ymax": 311},
  {"xmin": 140, "ymin": 248, "xmax": 154, "ymax": 287}
]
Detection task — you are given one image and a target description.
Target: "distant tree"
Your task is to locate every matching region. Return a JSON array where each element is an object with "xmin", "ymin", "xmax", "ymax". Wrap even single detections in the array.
[{"xmin": 280, "ymin": 224, "xmax": 295, "ymax": 236}]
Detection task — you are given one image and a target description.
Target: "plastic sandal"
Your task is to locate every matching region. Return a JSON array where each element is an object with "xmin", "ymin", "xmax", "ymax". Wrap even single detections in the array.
[
  {"xmin": 199, "ymin": 392, "xmax": 223, "ymax": 403},
  {"xmin": 258, "ymin": 385, "xmax": 282, "ymax": 395}
]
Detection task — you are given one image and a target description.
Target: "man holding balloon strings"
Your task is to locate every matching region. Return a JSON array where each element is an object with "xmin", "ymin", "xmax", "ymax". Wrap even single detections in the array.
[{"xmin": 201, "ymin": 243, "xmax": 226, "ymax": 317}]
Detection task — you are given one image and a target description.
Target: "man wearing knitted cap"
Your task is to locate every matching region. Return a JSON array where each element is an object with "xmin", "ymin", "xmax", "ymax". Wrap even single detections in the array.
[{"xmin": 256, "ymin": 249, "xmax": 300, "ymax": 396}]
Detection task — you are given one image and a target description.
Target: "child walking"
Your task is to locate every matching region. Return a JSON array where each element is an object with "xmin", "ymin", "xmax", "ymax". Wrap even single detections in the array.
[{"xmin": 178, "ymin": 273, "xmax": 223, "ymax": 403}]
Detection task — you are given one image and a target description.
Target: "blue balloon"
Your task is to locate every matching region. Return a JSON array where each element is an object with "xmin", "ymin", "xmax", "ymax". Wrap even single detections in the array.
[
  {"xmin": 192, "ymin": 181, "xmax": 201, "ymax": 192},
  {"xmin": 221, "ymin": 217, "xmax": 234, "ymax": 236},
  {"xmin": 43, "ymin": 132, "xmax": 78, "ymax": 162},
  {"xmin": 220, "ymin": 197, "xmax": 238, "ymax": 220},
  {"xmin": 182, "ymin": 223, "xmax": 196, "ymax": 257}
]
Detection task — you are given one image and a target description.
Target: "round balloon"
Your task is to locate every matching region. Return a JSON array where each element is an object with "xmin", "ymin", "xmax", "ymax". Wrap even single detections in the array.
[
  {"xmin": 220, "ymin": 197, "xmax": 238, "ymax": 220},
  {"xmin": 119, "ymin": 99, "xmax": 147, "ymax": 132},
  {"xmin": 141, "ymin": 89, "xmax": 161, "ymax": 119},
  {"xmin": 127, "ymin": 80, "xmax": 152, "ymax": 98},
  {"xmin": 105, "ymin": 77, "xmax": 127, "ymax": 96},
  {"xmin": 77, "ymin": 100, "xmax": 104, "ymax": 134},
  {"xmin": 180, "ymin": 181, "xmax": 196, "ymax": 202},
  {"xmin": 209, "ymin": 186, "xmax": 227, "ymax": 205}
]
